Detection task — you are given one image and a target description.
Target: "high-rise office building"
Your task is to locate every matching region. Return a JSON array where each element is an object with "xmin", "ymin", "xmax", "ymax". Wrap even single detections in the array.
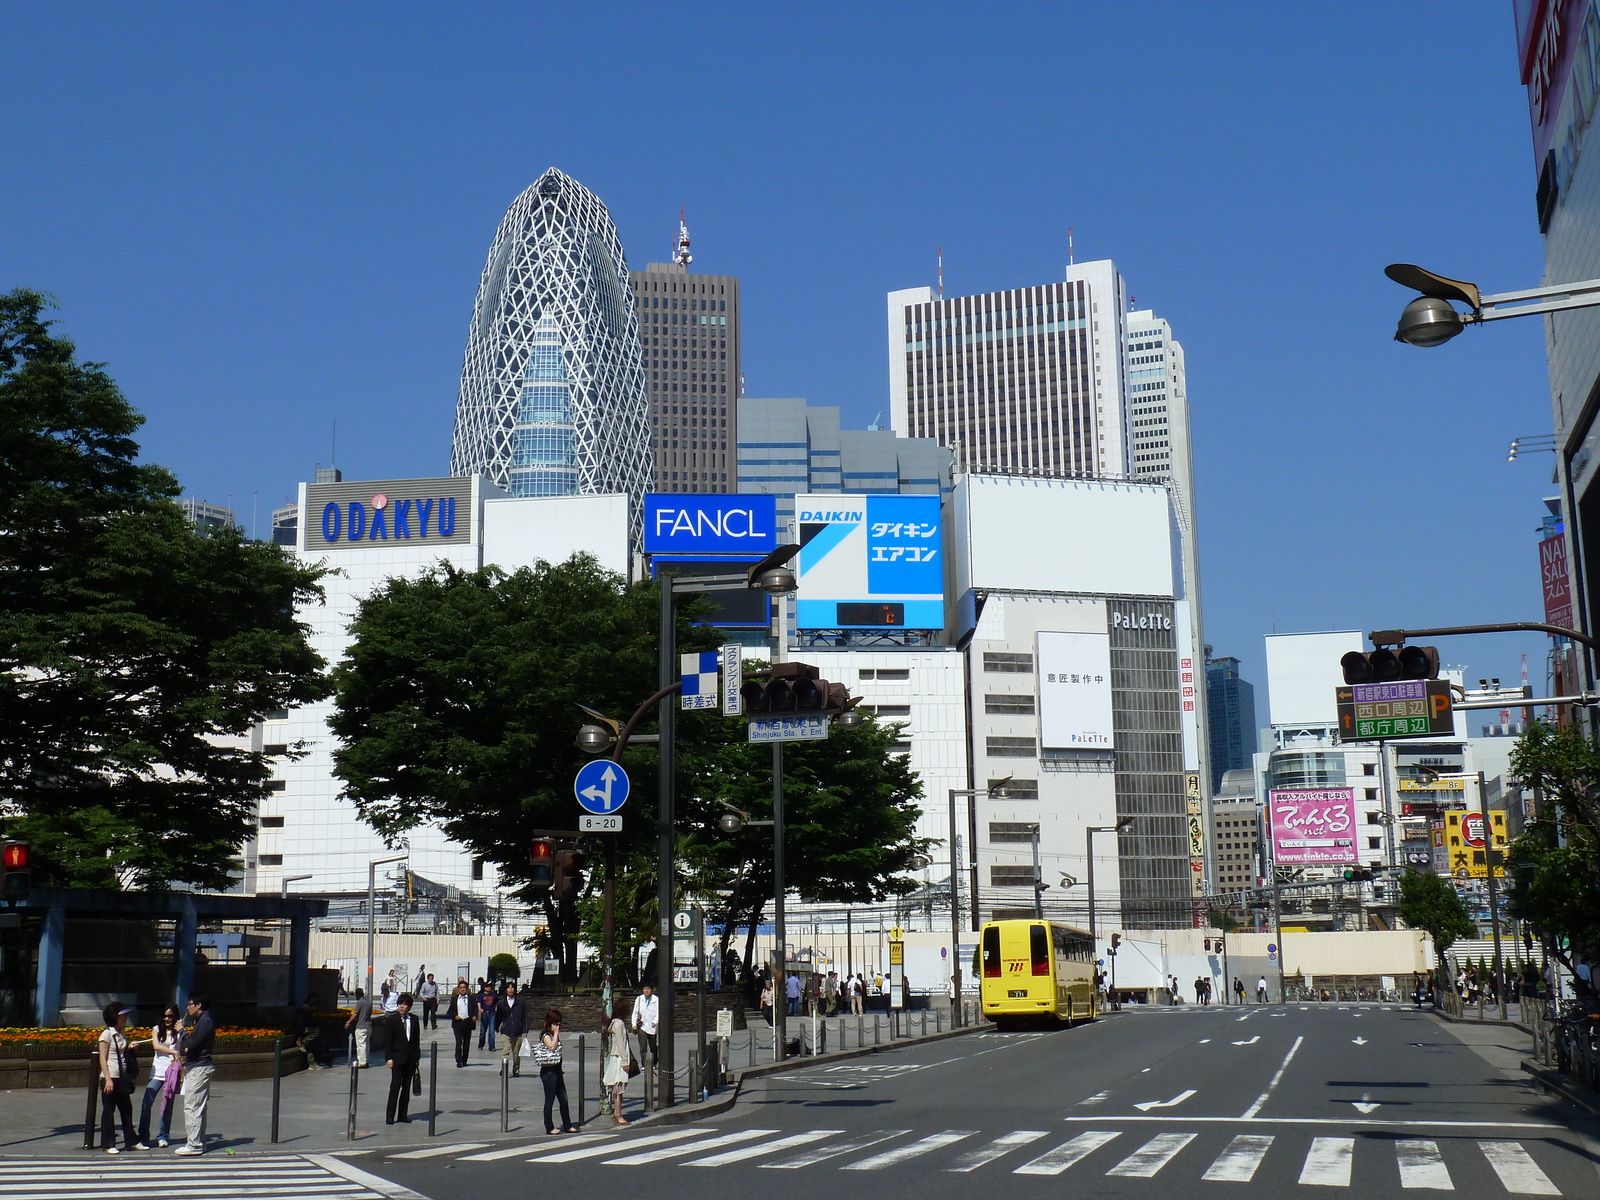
[
  {"xmin": 450, "ymin": 168, "xmax": 652, "ymax": 544},
  {"xmin": 1205, "ymin": 653, "xmax": 1257, "ymax": 793},
  {"xmin": 178, "ymin": 498, "xmax": 235, "ymax": 531},
  {"xmin": 630, "ymin": 215, "xmax": 739, "ymax": 493},
  {"xmin": 887, "ymin": 260, "xmax": 1130, "ymax": 478}
]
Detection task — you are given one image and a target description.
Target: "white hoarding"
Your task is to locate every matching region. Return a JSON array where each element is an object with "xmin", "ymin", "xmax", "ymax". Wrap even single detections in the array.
[
  {"xmin": 1265, "ymin": 631, "xmax": 1364, "ymax": 727},
  {"xmin": 1037, "ymin": 631, "xmax": 1114, "ymax": 750}
]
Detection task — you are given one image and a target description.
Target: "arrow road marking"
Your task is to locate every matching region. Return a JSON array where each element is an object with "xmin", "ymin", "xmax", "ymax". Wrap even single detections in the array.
[
  {"xmin": 580, "ymin": 763, "xmax": 618, "ymax": 809},
  {"xmin": 1352, "ymin": 1092, "xmax": 1381, "ymax": 1115},
  {"xmin": 1134, "ymin": 1089, "xmax": 1196, "ymax": 1112},
  {"xmin": 1232, "ymin": 1035, "xmax": 1260, "ymax": 1046},
  {"xmin": 1352, "ymin": 1037, "xmax": 1368, "ymax": 1045},
  {"xmin": 1199, "ymin": 1039, "xmax": 1212, "ymax": 1044}
]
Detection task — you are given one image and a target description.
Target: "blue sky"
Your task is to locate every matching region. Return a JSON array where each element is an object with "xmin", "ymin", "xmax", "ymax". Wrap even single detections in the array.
[{"xmin": 2, "ymin": 4, "xmax": 1559, "ymax": 707}]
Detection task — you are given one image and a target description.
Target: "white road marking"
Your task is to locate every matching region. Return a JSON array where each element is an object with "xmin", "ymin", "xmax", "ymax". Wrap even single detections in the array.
[
  {"xmin": 1478, "ymin": 1140, "xmax": 1561, "ymax": 1195},
  {"xmin": 387, "ymin": 1143, "xmax": 491, "ymax": 1159},
  {"xmin": 1352, "ymin": 1091, "xmax": 1381, "ymax": 1115},
  {"xmin": 1105, "ymin": 1132, "xmax": 1196, "ymax": 1177},
  {"xmin": 604, "ymin": 1128, "xmax": 775, "ymax": 1165},
  {"xmin": 1134, "ymin": 1089, "xmax": 1196, "ymax": 1112},
  {"xmin": 523, "ymin": 1129, "xmax": 700, "ymax": 1163},
  {"xmin": 685, "ymin": 1130, "xmax": 841, "ymax": 1167},
  {"xmin": 303, "ymin": 1155, "xmax": 433, "ymax": 1200},
  {"xmin": 946, "ymin": 1130, "xmax": 1048, "ymax": 1172},
  {"xmin": 1061, "ymin": 1116, "xmax": 1564, "ymax": 1128},
  {"xmin": 1299, "ymin": 1136, "xmax": 1355, "ymax": 1186},
  {"xmin": 1352, "ymin": 1036, "xmax": 1369, "ymax": 1045},
  {"xmin": 1014, "ymin": 1130, "xmax": 1122, "ymax": 1175},
  {"xmin": 1395, "ymin": 1139, "xmax": 1454, "ymax": 1190},
  {"xmin": 1202, "ymin": 1134, "xmax": 1275, "ymax": 1182},
  {"xmin": 470, "ymin": 1138, "xmax": 615, "ymax": 1161},
  {"xmin": 1242, "ymin": 1034, "xmax": 1304, "ymax": 1118},
  {"xmin": 1236, "ymin": 1012, "xmax": 1256, "ymax": 1022},
  {"xmin": 1233, "ymin": 1035, "xmax": 1260, "ymax": 1045},
  {"xmin": 1199, "ymin": 1038, "xmax": 1212, "ymax": 1044},
  {"xmin": 762, "ymin": 1129, "xmax": 909, "ymax": 1169},
  {"xmin": 843, "ymin": 1129, "xmax": 975, "ymax": 1170},
  {"xmin": 1078, "ymin": 1090, "xmax": 1109, "ymax": 1106}
]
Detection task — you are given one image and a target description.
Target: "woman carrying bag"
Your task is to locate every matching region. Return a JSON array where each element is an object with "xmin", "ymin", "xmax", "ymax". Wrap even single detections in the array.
[
  {"xmin": 535, "ymin": 1008, "xmax": 578, "ymax": 1135},
  {"xmin": 135, "ymin": 1006, "xmax": 182, "ymax": 1148},
  {"xmin": 601, "ymin": 1011, "xmax": 634, "ymax": 1126},
  {"xmin": 97, "ymin": 1003, "xmax": 142, "ymax": 1154}
]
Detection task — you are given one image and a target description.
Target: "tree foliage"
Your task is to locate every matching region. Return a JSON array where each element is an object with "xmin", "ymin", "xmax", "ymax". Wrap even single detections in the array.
[
  {"xmin": 329, "ymin": 558, "xmax": 931, "ymax": 982},
  {"xmin": 0, "ymin": 290, "xmax": 331, "ymax": 889},
  {"xmin": 1395, "ymin": 867, "xmax": 1475, "ymax": 959},
  {"xmin": 1506, "ymin": 719, "xmax": 1600, "ymax": 1003}
]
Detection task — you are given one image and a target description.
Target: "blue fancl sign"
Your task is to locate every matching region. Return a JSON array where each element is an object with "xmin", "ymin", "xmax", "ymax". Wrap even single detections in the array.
[{"xmin": 644, "ymin": 494, "xmax": 778, "ymax": 555}]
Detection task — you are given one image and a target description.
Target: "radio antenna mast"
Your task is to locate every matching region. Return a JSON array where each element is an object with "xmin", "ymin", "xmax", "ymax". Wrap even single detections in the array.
[
  {"xmin": 1068, "ymin": 227, "xmax": 1075, "ymax": 267},
  {"xmin": 673, "ymin": 208, "xmax": 692, "ymax": 267},
  {"xmin": 937, "ymin": 247, "xmax": 943, "ymax": 299}
]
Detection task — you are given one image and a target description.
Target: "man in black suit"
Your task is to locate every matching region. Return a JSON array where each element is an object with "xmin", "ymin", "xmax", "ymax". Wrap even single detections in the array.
[{"xmin": 383, "ymin": 993, "xmax": 422, "ymax": 1124}]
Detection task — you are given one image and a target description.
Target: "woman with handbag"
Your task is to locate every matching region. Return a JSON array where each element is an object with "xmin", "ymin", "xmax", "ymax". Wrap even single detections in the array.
[
  {"xmin": 135, "ymin": 1006, "xmax": 182, "ymax": 1148},
  {"xmin": 97, "ymin": 1003, "xmax": 142, "ymax": 1153},
  {"xmin": 600, "ymin": 1011, "xmax": 633, "ymax": 1126},
  {"xmin": 535, "ymin": 1009, "xmax": 578, "ymax": 1134}
]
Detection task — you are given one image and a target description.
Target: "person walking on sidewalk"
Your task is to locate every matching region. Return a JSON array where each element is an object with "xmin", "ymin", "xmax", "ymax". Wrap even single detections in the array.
[
  {"xmin": 96, "ymin": 1003, "xmax": 140, "ymax": 1154},
  {"xmin": 850, "ymin": 973, "xmax": 864, "ymax": 1016},
  {"xmin": 345, "ymin": 988, "xmax": 373, "ymax": 1067},
  {"xmin": 1233, "ymin": 977, "xmax": 1245, "ymax": 1005},
  {"xmin": 1256, "ymin": 976, "xmax": 1269, "ymax": 1004},
  {"xmin": 536, "ymin": 1009, "xmax": 578, "ymax": 1135},
  {"xmin": 496, "ymin": 981, "xmax": 530, "ymax": 1075},
  {"xmin": 382, "ymin": 994, "xmax": 422, "ymax": 1125},
  {"xmin": 135, "ymin": 1006, "xmax": 181, "ymax": 1148},
  {"xmin": 448, "ymin": 981, "xmax": 475, "ymax": 1067},
  {"xmin": 630, "ymin": 984, "xmax": 659, "ymax": 1062},
  {"xmin": 786, "ymin": 972, "xmax": 801, "ymax": 1016},
  {"xmin": 601, "ymin": 1011, "xmax": 632, "ymax": 1126},
  {"xmin": 476, "ymin": 981, "xmax": 497, "ymax": 1051},
  {"xmin": 419, "ymin": 974, "xmax": 439, "ymax": 1029},
  {"xmin": 174, "ymin": 993, "xmax": 215, "ymax": 1156}
]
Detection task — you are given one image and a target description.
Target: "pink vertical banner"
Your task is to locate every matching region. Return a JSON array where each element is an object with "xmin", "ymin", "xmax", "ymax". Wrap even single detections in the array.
[{"xmin": 1268, "ymin": 788, "xmax": 1359, "ymax": 866}]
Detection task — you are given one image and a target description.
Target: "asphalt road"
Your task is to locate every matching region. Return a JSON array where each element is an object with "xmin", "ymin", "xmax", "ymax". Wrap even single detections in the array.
[{"xmin": 8, "ymin": 1004, "xmax": 1597, "ymax": 1199}]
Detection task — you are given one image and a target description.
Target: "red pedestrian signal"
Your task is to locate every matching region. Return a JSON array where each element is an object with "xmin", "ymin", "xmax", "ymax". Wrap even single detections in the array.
[
  {"xmin": 529, "ymin": 839, "xmax": 553, "ymax": 891},
  {"xmin": 1, "ymin": 841, "xmax": 32, "ymax": 899}
]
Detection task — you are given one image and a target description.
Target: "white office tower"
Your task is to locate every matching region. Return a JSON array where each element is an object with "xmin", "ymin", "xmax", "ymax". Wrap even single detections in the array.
[{"xmin": 887, "ymin": 259, "xmax": 1130, "ymax": 479}]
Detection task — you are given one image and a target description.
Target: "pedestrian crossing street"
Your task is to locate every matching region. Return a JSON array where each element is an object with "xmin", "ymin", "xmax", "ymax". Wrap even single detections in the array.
[
  {"xmin": 0, "ymin": 1152, "xmax": 419, "ymax": 1200},
  {"xmin": 384, "ymin": 1123, "xmax": 1576, "ymax": 1191}
]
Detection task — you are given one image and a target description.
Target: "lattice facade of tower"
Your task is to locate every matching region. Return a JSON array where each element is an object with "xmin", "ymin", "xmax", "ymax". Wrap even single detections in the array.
[{"xmin": 450, "ymin": 168, "xmax": 652, "ymax": 545}]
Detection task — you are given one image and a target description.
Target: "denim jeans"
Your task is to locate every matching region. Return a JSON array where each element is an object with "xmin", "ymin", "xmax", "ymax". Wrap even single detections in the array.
[
  {"xmin": 137, "ymin": 1078, "xmax": 174, "ymax": 1144},
  {"xmin": 478, "ymin": 1009, "xmax": 497, "ymax": 1050}
]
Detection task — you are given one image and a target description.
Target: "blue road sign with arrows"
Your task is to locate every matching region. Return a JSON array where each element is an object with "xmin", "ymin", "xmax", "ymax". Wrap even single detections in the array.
[{"xmin": 574, "ymin": 760, "xmax": 630, "ymax": 815}]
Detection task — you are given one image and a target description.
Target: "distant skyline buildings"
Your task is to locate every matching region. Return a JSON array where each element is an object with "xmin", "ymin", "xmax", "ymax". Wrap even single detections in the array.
[
  {"xmin": 1205, "ymin": 653, "xmax": 1257, "ymax": 794},
  {"xmin": 449, "ymin": 168, "xmax": 651, "ymax": 543}
]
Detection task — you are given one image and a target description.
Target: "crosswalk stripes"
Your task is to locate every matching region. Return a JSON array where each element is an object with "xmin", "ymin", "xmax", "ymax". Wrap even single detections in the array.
[
  {"xmin": 1300, "ymin": 1137, "xmax": 1356, "ymax": 1187},
  {"xmin": 1014, "ymin": 1130, "xmax": 1123, "ymax": 1175},
  {"xmin": 1202, "ymin": 1134, "xmax": 1275, "ymax": 1182},
  {"xmin": 762, "ymin": 1129, "xmax": 909, "ymax": 1169},
  {"xmin": 1479, "ymin": 1141, "xmax": 1561, "ymax": 1195},
  {"xmin": 1395, "ymin": 1140, "xmax": 1452, "ymax": 1190},
  {"xmin": 842, "ymin": 1130, "xmax": 975, "ymax": 1170},
  {"xmin": 685, "ymin": 1130, "xmax": 842, "ymax": 1167},
  {"xmin": 0, "ymin": 1154, "xmax": 419, "ymax": 1200},
  {"xmin": 604, "ymin": 1128, "xmax": 775, "ymax": 1165},
  {"xmin": 946, "ymin": 1129, "xmax": 1048, "ymax": 1172},
  {"xmin": 388, "ymin": 1141, "xmax": 491, "ymax": 1159},
  {"xmin": 1107, "ymin": 1132, "xmax": 1197, "ymax": 1178}
]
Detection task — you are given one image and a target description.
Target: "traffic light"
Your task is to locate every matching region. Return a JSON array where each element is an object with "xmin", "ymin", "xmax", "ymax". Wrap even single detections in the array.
[
  {"xmin": 1109, "ymin": 931, "xmax": 1121, "ymax": 953},
  {"xmin": 1340, "ymin": 645, "xmax": 1439, "ymax": 685},
  {"xmin": 1, "ymin": 841, "xmax": 31, "ymax": 900},
  {"xmin": 553, "ymin": 844, "xmax": 588, "ymax": 903},
  {"xmin": 529, "ymin": 838, "xmax": 553, "ymax": 891},
  {"xmin": 740, "ymin": 663, "xmax": 855, "ymax": 715},
  {"xmin": 1342, "ymin": 867, "xmax": 1375, "ymax": 882}
]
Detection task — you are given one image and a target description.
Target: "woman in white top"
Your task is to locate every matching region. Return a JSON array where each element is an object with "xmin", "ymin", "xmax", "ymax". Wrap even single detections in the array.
[
  {"xmin": 600, "ymin": 1012, "xmax": 631, "ymax": 1125},
  {"xmin": 136, "ymin": 1006, "xmax": 182, "ymax": 1148},
  {"xmin": 97, "ymin": 1003, "xmax": 141, "ymax": 1154}
]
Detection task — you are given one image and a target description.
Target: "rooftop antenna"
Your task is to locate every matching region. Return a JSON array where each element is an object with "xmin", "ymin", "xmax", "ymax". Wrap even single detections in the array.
[
  {"xmin": 331, "ymin": 420, "xmax": 336, "ymax": 467},
  {"xmin": 937, "ymin": 247, "xmax": 943, "ymax": 299},
  {"xmin": 673, "ymin": 208, "xmax": 692, "ymax": 267},
  {"xmin": 1068, "ymin": 227, "xmax": 1074, "ymax": 267},
  {"xmin": 868, "ymin": 410, "xmax": 883, "ymax": 431}
]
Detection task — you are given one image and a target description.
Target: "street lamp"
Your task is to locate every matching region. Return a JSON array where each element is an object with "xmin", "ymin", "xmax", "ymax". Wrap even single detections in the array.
[
  {"xmin": 946, "ymin": 776, "xmax": 1010, "ymax": 1027},
  {"xmin": 279, "ymin": 873, "xmax": 312, "ymax": 1005},
  {"xmin": 1386, "ymin": 262, "xmax": 1600, "ymax": 346},
  {"xmin": 366, "ymin": 849, "xmax": 408, "ymax": 997},
  {"xmin": 1085, "ymin": 816, "xmax": 1135, "ymax": 946}
]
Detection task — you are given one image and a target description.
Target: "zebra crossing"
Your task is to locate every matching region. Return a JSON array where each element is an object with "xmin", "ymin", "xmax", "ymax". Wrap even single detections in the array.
[
  {"xmin": 378, "ymin": 1123, "xmax": 1575, "ymax": 1191},
  {"xmin": 0, "ymin": 1152, "xmax": 419, "ymax": 1200}
]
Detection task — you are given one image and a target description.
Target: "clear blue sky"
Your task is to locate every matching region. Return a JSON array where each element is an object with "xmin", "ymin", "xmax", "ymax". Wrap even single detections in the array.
[{"xmin": 3, "ymin": 4, "xmax": 1559, "ymax": 708}]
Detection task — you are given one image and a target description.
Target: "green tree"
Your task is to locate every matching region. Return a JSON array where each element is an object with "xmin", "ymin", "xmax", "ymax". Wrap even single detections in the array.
[
  {"xmin": 0, "ymin": 290, "xmax": 330, "ymax": 889},
  {"xmin": 1396, "ymin": 867, "xmax": 1475, "ymax": 970},
  {"xmin": 1507, "ymin": 719, "xmax": 1600, "ymax": 1005},
  {"xmin": 487, "ymin": 952, "xmax": 520, "ymax": 982}
]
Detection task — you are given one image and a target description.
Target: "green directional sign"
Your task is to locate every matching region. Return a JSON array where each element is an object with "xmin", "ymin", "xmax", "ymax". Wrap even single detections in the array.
[
  {"xmin": 671, "ymin": 908, "xmax": 702, "ymax": 939},
  {"xmin": 1336, "ymin": 679, "xmax": 1453, "ymax": 741}
]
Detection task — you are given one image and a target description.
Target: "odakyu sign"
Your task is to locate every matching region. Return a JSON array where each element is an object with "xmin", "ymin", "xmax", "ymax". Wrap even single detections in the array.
[{"xmin": 304, "ymin": 476, "xmax": 475, "ymax": 551}]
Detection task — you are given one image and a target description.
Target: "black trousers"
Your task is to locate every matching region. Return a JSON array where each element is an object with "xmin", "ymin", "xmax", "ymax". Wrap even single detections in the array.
[
  {"xmin": 386, "ymin": 1061, "xmax": 417, "ymax": 1122},
  {"xmin": 100, "ymin": 1084, "xmax": 134, "ymax": 1149},
  {"xmin": 452, "ymin": 1021, "xmax": 472, "ymax": 1066},
  {"xmin": 421, "ymin": 999, "xmax": 438, "ymax": 1029},
  {"xmin": 540, "ymin": 1065, "xmax": 572, "ymax": 1132}
]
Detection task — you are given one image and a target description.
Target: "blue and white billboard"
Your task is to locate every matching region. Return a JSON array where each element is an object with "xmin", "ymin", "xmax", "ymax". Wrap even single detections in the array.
[
  {"xmin": 794, "ymin": 494, "xmax": 944, "ymax": 630},
  {"xmin": 643, "ymin": 494, "xmax": 778, "ymax": 556}
]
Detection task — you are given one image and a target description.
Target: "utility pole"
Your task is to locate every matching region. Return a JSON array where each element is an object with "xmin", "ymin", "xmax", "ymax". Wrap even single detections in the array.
[{"xmin": 656, "ymin": 580, "xmax": 676, "ymax": 1105}]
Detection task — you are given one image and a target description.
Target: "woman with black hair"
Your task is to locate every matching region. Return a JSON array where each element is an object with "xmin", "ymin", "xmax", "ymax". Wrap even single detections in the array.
[
  {"xmin": 536, "ymin": 1008, "xmax": 579, "ymax": 1134},
  {"xmin": 96, "ymin": 1002, "xmax": 140, "ymax": 1153}
]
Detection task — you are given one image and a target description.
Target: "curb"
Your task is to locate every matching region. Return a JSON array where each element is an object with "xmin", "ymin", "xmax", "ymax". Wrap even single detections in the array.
[
  {"xmin": 1430, "ymin": 1006, "xmax": 1532, "ymax": 1034},
  {"xmin": 622, "ymin": 1021, "xmax": 993, "ymax": 1127},
  {"xmin": 1521, "ymin": 1058, "xmax": 1600, "ymax": 1118}
]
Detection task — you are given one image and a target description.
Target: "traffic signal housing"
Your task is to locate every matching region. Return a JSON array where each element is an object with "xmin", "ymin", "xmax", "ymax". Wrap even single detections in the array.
[
  {"xmin": 1, "ymin": 841, "xmax": 31, "ymax": 900},
  {"xmin": 1342, "ymin": 867, "xmax": 1376, "ymax": 882},
  {"xmin": 1109, "ymin": 931, "xmax": 1121, "ymax": 953},
  {"xmin": 553, "ymin": 844, "xmax": 588, "ymax": 903},
  {"xmin": 529, "ymin": 838, "xmax": 553, "ymax": 891},
  {"xmin": 1340, "ymin": 645, "xmax": 1439, "ymax": 685},
  {"xmin": 740, "ymin": 662, "xmax": 855, "ymax": 716}
]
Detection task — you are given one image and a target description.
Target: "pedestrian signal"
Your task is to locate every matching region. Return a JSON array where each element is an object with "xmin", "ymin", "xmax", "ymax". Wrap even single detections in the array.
[
  {"xmin": 1340, "ymin": 645, "xmax": 1439, "ymax": 685},
  {"xmin": 1, "ymin": 841, "xmax": 31, "ymax": 900},
  {"xmin": 529, "ymin": 839, "xmax": 553, "ymax": 890}
]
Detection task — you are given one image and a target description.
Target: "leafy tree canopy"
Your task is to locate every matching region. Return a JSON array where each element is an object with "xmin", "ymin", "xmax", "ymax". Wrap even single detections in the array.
[
  {"xmin": 0, "ymin": 289, "xmax": 331, "ymax": 889},
  {"xmin": 1395, "ymin": 867, "xmax": 1475, "ymax": 959}
]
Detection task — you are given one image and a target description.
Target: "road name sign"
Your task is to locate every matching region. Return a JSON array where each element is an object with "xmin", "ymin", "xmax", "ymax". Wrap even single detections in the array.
[
  {"xmin": 748, "ymin": 714, "xmax": 830, "ymax": 743},
  {"xmin": 574, "ymin": 760, "xmax": 630, "ymax": 814},
  {"xmin": 579, "ymin": 813, "xmax": 622, "ymax": 833},
  {"xmin": 720, "ymin": 644, "xmax": 743, "ymax": 716},
  {"xmin": 1335, "ymin": 679, "xmax": 1453, "ymax": 741}
]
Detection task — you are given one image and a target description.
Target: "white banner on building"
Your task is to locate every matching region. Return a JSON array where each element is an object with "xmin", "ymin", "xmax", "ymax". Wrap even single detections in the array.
[
  {"xmin": 1037, "ymin": 631, "xmax": 1114, "ymax": 750},
  {"xmin": 1174, "ymin": 599, "xmax": 1201, "ymax": 774}
]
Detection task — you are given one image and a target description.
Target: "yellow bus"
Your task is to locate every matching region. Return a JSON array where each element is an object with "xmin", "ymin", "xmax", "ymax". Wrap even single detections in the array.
[{"xmin": 980, "ymin": 918, "xmax": 1098, "ymax": 1029}]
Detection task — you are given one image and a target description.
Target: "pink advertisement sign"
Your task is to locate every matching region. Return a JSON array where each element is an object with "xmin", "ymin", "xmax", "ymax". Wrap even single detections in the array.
[{"xmin": 1268, "ymin": 788, "xmax": 1358, "ymax": 866}]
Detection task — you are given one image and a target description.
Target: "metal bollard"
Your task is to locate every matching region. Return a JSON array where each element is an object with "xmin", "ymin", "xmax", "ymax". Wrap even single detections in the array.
[
  {"xmin": 875, "ymin": 1013, "xmax": 881, "ymax": 1045},
  {"xmin": 688, "ymin": 1055, "xmax": 700, "ymax": 1102},
  {"xmin": 427, "ymin": 1042, "xmax": 438, "ymax": 1137},
  {"xmin": 271, "ymin": 1038, "xmax": 283, "ymax": 1143},
  {"xmin": 643, "ymin": 1059, "xmax": 654, "ymax": 1113},
  {"xmin": 577, "ymin": 1034, "xmax": 586, "ymax": 1125},
  {"xmin": 346, "ymin": 1049, "xmax": 359, "ymax": 1142},
  {"xmin": 499, "ymin": 1055, "xmax": 509, "ymax": 1133},
  {"xmin": 83, "ymin": 1052, "xmax": 99, "ymax": 1149}
]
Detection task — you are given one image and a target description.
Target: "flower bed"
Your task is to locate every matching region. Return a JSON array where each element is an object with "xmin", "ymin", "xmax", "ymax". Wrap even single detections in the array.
[{"xmin": 0, "ymin": 1025, "xmax": 289, "ymax": 1047}]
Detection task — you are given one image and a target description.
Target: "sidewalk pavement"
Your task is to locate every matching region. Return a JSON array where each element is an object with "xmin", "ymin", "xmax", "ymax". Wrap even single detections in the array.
[{"xmin": 0, "ymin": 1011, "xmax": 937, "ymax": 1158}]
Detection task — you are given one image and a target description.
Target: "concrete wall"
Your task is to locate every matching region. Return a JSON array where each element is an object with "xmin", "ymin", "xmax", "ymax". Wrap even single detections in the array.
[{"xmin": 1229, "ymin": 930, "xmax": 1435, "ymax": 976}]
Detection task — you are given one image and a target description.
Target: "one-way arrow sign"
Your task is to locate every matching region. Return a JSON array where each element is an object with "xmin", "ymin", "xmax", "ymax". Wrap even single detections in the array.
[
  {"xmin": 574, "ymin": 760, "xmax": 631, "ymax": 815},
  {"xmin": 1133, "ymin": 1089, "xmax": 1196, "ymax": 1112}
]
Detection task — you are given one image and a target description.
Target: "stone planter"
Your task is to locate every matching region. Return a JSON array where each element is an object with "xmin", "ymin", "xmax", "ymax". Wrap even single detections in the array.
[{"xmin": 0, "ymin": 1038, "xmax": 307, "ymax": 1089}]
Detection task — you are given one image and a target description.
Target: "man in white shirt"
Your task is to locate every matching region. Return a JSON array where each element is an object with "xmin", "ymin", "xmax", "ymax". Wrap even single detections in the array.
[{"xmin": 630, "ymin": 985, "xmax": 660, "ymax": 1062}]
